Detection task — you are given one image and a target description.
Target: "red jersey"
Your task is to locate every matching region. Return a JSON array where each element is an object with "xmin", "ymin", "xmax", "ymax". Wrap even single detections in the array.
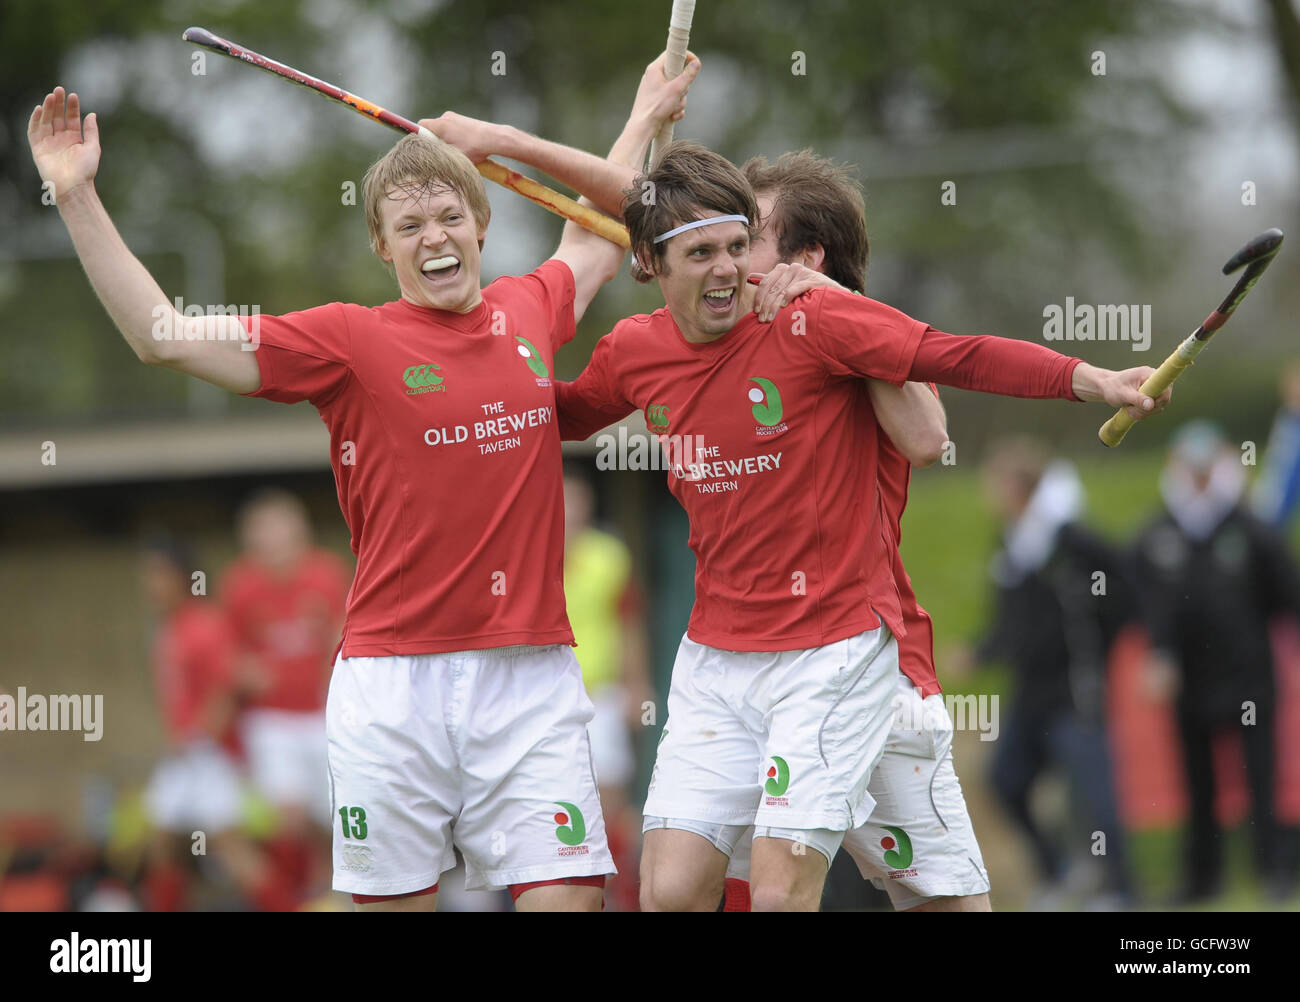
[
  {"xmin": 556, "ymin": 288, "xmax": 1080, "ymax": 652},
  {"xmin": 153, "ymin": 599, "xmax": 239, "ymax": 753},
  {"xmin": 245, "ymin": 260, "xmax": 577, "ymax": 657},
  {"xmin": 221, "ymin": 549, "xmax": 350, "ymax": 711}
]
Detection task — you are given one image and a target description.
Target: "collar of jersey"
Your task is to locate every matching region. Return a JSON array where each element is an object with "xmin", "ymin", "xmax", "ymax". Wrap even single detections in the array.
[
  {"xmin": 668, "ymin": 308, "xmax": 762, "ymax": 353},
  {"xmin": 394, "ymin": 295, "xmax": 490, "ymax": 332}
]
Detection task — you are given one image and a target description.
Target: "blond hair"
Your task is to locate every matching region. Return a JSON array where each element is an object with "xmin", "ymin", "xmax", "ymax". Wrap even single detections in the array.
[{"xmin": 362, "ymin": 133, "xmax": 491, "ymax": 256}]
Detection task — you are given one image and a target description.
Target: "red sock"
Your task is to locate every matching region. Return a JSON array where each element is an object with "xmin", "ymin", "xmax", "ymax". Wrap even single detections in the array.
[
  {"xmin": 265, "ymin": 835, "xmax": 311, "ymax": 894},
  {"xmin": 144, "ymin": 862, "xmax": 189, "ymax": 912},
  {"xmin": 352, "ymin": 883, "xmax": 438, "ymax": 904},
  {"xmin": 723, "ymin": 877, "xmax": 751, "ymax": 912},
  {"xmin": 249, "ymin": 871, "xmax": 300, "ymax": 912},
  {"xmin": 509, "ymin": 875, "xmax": 606, "ymax": 905},
  {"xmin": 605, "ymin": 820, "xmax": 640, "ymax": 912}
]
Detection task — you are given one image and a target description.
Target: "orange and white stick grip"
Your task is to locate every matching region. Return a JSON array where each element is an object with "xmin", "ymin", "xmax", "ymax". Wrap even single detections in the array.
[
  {"xmin": 1097, "ymin": 332, "xmax": 1208, "ymax": 447},
  {"xmin": 415, "ymin": 126, "xmax": 630, "ymax": 249},
  {"xmin": 649, "ymin": 0, "xmax": 697, "ymax": 166},
  {"xmin": 478, "ymin": 160, "xmax": 629, "ymax": 248}
]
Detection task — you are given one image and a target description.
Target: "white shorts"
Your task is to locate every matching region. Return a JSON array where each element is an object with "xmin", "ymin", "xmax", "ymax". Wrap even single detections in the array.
[
  {"xmin": 587, "ymin": 686, "xmax": 635, "ymax": 790},
  {"xmin": 326, "ymin": 645, "xmax": 615, "ymax": 895},
  {"xmin": 726, "ymin": 673, "xmax": 991, "ymax": 909},
  {"xmin": 242, "ymin": 708, "xmax": 330, "ymax": 826},
  {"xmin": 146, "ymin": 740, "xmax": 245, "ymax": 835},
  {"xmin": 644, "ymin": 626, "xmax": 900, "ymax": 833}
]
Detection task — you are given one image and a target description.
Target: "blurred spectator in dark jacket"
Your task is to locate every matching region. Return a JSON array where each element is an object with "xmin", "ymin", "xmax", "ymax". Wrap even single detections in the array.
[
  {"xmin": 972, "ymin": 437, "xmax": 1137, "ymax": 907},
  {"xmin": 1135, "ymin": 420, "xmax": 1300, "ymax": 902},
  {"xmin": 1251, "ymin": 361, "xmax": 1300, "ymax": 528}
]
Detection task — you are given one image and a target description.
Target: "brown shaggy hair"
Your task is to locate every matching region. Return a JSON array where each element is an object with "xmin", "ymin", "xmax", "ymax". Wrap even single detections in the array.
[
  {"xmin": 623, "ymin": 140, "xmax": 758, "ymax": 283},
  {"xmin": 742, "ymin": 150, "xmax": 868, "ymax": 293}
]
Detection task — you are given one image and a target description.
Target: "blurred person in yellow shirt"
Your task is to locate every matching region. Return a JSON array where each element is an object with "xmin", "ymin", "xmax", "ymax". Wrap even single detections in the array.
[{"xmin": 563, "ymin": 461, "xmax": 653, "ymax": 910}]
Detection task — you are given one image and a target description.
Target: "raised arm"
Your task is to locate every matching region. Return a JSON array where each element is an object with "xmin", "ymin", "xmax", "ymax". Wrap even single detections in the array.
[
  {"xmin": 416, "ymin": 113, "xmax": 623, "ymax": 321},
  {"xmin": 809, "ymin": 288, "xmax": 1174, "ymax": 418},
  {"xmin": 907, "ymin": 326, "xmax": 1171, "ymax": 418},
  {"xmin": 421, "ymin": 53, "xmax": 699, "ymax": 218},
  {"xmin": 419, "ymin": 116, "xmax": 635, "ymax": 226},
  {"xmin": 607, "ymin": 51, "xmax": 702, "ymax": 174},
  {"xmin": 420, "ymin": 54, "xmax": 700, "ymax": 325},
  {"xmin": 28, "ymin": 87, "xmax": 260, "ymax": 394}
]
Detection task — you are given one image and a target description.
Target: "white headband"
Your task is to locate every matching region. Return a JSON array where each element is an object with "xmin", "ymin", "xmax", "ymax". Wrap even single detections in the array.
[{"xmin": 653, "ymin": 214, "xmax": 750, "ymax": 244}]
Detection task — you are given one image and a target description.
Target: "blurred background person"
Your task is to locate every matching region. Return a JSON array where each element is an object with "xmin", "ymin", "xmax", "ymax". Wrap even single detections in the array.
[
  {"xmin": 563, "ymin": 460, "xmax": 653, "ymax": 911},
  {"xmin": 1135, "ymin": 420, "xmax": 1300, "ymax": 903},
  {"xmin": 220, "ymin": 489, "xmax": 348, "ymax": 907},
  {"xmin": 1251, "ymin": 361, "xmax": 1300, "ymax": 530},
  {"xmin": 966, "ymin": 437, "xmax": 1137, "ymax": 909},
  {"xmin": 140, "ymin": 534, "xmax": 294, "ymax": 911}
]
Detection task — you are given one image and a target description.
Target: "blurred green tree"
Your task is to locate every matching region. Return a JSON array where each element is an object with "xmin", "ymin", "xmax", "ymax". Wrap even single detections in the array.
[{"xmin": 2, "ymin": 0, "xmax": 1210, "ymax": 441}]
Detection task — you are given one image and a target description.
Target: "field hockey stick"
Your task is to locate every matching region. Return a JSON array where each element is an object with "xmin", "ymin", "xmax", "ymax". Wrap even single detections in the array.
[
  {"xmin": 182, "ymin": 26, "xmax": 630, "ymax": 248},
  {"xmin": 1098, "ymin": 228, "xmax": 1284, "ymax": 447},
  {"xmin": 647, "ymin": 0, "xmax": 697, "ymax": 167}
]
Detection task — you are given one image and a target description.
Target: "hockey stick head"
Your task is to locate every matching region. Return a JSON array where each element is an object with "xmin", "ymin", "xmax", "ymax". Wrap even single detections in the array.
[
  {"xmin": 1223, "ymin": 228, "xmax": 1283, "ymax": 276},
  {"xmin": 181, "ymin": 26, "xmax": 230, "ymax": 53},
  {"xmin": 1205, "ymin": 227, "xmax": 1284, "ymax": 326}
]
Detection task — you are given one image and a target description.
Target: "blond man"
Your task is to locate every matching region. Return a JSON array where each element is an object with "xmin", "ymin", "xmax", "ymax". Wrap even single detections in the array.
[{"xmin": 26, "ymin": 60, "xmax": 692, "ymax": 910}]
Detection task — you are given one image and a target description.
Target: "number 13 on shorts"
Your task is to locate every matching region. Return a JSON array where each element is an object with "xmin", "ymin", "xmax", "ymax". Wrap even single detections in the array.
[{"xmin": 339, "ymin": 804, "xmax": 368, "ymax": 839}]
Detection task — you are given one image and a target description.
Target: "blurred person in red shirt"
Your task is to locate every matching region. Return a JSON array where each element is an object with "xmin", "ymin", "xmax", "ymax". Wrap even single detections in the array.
[
  {"xmin": 221, "ymin": 489, "xmax": 349, "ymax": 902},
  {"xmin": 140, "ymin": 535, "xmax": 295, "ymax": 911}
]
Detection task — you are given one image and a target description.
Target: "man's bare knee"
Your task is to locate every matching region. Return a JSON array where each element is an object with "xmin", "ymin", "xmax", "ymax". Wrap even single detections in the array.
[
  {"xmin": 749, "ymin": 836, "xmax": 829, "ymax": 912},
  {"xmin": 642, "ymin": 872, "xmax": 722, "ymax": 911},
  {"xmin": 640, "ymin": 827, "xmax": 728, "ymax": 911},
  {"xmin": 749, "ymin": 874, "xmax": 822, "ymax": 912},
  {"xmin": 514, "ymin": 883, "xmax": 604, "ymax": 912}
]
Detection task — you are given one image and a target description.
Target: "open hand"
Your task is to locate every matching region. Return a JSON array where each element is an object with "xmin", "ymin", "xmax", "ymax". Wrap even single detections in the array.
[{"xmin": 28, "ymin": 87, "xmax": 100, "ymax": 204}]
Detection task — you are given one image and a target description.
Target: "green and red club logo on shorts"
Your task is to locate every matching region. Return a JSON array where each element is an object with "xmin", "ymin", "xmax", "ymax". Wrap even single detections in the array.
[
  {"xmin": 881, "ymin": 826, "xmax": 914, "ymax": 870},
  {"xmin": 764, "ymin": 756, "xmax": 790, "ymax": 797},
  {"xmin": 553, "ymin": 801, "xmax": 586, "ymax": 846}
]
